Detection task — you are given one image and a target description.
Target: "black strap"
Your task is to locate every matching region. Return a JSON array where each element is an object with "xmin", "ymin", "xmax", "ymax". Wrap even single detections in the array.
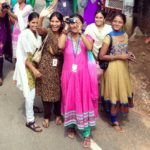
[{"xmin": 106, "ymin": 34, "xmax": 112, "ymax": 55}]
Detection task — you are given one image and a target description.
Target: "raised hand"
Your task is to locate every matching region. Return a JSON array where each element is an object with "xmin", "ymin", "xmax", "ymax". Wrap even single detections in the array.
[{"xmin": 40, "ymin": 7, "xmax": 54, "ymax": 18}]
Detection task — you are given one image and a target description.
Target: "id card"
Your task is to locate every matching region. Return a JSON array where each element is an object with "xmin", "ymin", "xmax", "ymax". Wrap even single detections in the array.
[
  {"xmin": 63, "ymin": 2, "xmax": 67, "ymax": 7},
  {"xmin": 52, "ymin": 59, "xmax": 58, "ymax": 67},
  {"xmin": 72, "ymin": 64, "xmax": 78, "ymax": 72}
]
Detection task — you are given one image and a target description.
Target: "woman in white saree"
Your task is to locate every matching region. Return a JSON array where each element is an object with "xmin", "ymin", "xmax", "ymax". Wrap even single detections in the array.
[{"xmin": 13, "ymin": 12, "xmax": 42, "ymax": 132}]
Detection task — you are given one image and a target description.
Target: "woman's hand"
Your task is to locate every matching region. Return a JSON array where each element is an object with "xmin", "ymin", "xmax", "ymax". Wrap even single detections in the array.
[
  {"xmin": 40, "ymin": 7, "xmax": 53, "ymax": 18},
  {"xmin": 128, "ymin": 52, "xmax": 136, "ymax": 61},
  {"xmin": 76, "ymin": 21, "xmax": 82, "ymax": 34},
  {"xmin": 33, "ymin": 68, "xmax": 42, "ymax": 78},
  {"xmin": 120, "ymin": 53, "xmax": 136, "ymax": 62}
]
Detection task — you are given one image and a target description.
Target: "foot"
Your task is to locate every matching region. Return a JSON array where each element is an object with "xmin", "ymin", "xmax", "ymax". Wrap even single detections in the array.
[
  {"xmin": 42, "ymin": 119, "xmax": 49, "ymax": 128},
  {"xmin": 55, "ymin": 116, "xmax": 63, "ymax": 125},
  {"xmin": 83, "ymin": 137, "xmax": 91, "ymax": 148},
  {"xmin": 26, "ymin": 121, "xmax": 43, "ymax": 132},
  {"xmin": 67, "ymin": 128, "xmax": 76, "ymax": 139},
  {"xmin": 0, "ymin": 78, "xmax": 3, "ymax": 86},
  {"xmin": 112, "ymin": 122, "xmax": 124, "ymax": 133}
]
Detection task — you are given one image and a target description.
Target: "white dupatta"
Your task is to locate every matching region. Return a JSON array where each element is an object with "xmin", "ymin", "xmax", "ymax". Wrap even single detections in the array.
[
  {"xmin": 13, "ymin": 29, "xmax": 42, "ymax": 98},
  {"xmin": 85, "ymin": 23, "xmax": 112, "ymax": 58}
]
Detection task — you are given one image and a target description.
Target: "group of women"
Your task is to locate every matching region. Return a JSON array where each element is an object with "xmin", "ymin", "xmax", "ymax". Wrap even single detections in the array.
[{"xmin": 0, "ymin": 0, "xmax": 135, "ymax": 148}]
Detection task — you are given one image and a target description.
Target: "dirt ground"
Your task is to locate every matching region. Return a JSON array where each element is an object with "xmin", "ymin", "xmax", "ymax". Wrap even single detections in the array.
[{"xmin": 129, "ymin": 36, "xmax": 150, "ymax": 116}]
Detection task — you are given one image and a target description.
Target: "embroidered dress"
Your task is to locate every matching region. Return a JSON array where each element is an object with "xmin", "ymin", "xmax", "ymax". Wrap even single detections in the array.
[
  {"xmin": 61, "ymin": 35, "xmax": 98, "ymax": 130},
  {"xmin": 12, "ymin": 3, "xmax": 32, "ymax": 58},
  {"xmin": 101, "ymin": 31, "xmax": 133, "ymax": 115}
]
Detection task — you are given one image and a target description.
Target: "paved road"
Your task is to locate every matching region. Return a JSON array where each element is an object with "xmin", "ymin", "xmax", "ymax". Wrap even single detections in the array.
[
  {"xmin": 0, "ymin": 1, "xmax": 150, "ymax": 150},
  {"xmin": 1, "ymin": 58, "xmax": 150, "ymax": 150}
]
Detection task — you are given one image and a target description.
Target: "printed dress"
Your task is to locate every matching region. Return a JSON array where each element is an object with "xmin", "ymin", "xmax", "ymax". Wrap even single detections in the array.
[
  {"xmin": 61, "ymin": 35, "xmax": 98, "ymax": 130},
  {"xmin": 36, "ymin": 29, "xmax": 63, "ymax": 102},
  {"xmin": 101, "ymin": 32, "xmax": 133, "ymax": 115}
]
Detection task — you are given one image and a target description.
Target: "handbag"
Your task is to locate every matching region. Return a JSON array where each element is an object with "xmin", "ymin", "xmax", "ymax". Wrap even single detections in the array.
[
  {"xmin": 99, "ymin": 34, "xmax": 112, "ymax": 70},
  {"xmin": 32, "ymin": 34, "xmax": 48, "ymax": 63}
]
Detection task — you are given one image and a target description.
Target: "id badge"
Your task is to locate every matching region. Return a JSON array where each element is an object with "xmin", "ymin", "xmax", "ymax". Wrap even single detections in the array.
[
  {"xmin": 63, "ymin": 2, "xmax": 67, "ymax": 7},
  {"xmin": 52, "ymin": 59, "xmax": 58, "ymax": 67},
  {"xmin": 72, "ymin": 64, "xmax": 78, "ymax": 72}
]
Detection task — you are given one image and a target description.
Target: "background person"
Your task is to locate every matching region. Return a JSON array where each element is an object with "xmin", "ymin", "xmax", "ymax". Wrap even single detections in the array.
[
  {"xmin": 0, "ymin": 0, "xmax": 13, "ymax": 86},
  {"xmin": 8, "ymin": 0, "xmax": 33, "ymax": 59}
]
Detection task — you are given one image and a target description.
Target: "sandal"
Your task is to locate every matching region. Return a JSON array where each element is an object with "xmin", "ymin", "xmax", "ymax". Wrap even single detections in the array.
[
  {"xmin": 112, "ymin": 122, "xmax": 124, "ymax": 133},
  {"xmin": 83, "ymin": 137, "xmax": 91, "ymax": 148},
  {"xmin": 42, "ymin": 119, "xmax": 49, "ymax": 128},
  {"xmin": 33, "ymin": 106, "xmax": 43, "ymax": 113},
  {"xmin": 67, "ymin": 128, "xmax": 76, "ymax": 139},
  {"xmin": 26, "ymin": 121, "xmax": 43, "ymax": 132},
  {"xmin": 55, "ymin": 116, "xmax": 63, "ymax": 125}
]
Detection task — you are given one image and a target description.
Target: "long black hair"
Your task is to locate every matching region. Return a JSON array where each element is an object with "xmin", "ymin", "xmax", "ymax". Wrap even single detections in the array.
[
  {"xmin": 49, "ymin": 11, "xmax": 64, "ymax": 33},
  {"xmin": 27, "ymin": 12, "xmax": 39, "ymax": 28}
]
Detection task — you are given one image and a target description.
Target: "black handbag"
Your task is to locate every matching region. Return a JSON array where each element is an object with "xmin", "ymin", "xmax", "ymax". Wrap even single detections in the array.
[{"xmin": 99, "ymin": 34, "xmax": 112, "ymax": 70}]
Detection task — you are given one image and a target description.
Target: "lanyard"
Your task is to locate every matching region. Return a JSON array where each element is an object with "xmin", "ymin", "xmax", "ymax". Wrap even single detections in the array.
[{"xmin": 71, "ymin": 36, "xmax": 80, "ymax": 58}]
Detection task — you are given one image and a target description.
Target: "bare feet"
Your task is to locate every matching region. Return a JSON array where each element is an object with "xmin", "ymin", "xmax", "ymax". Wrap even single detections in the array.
[
  {"xmin": 42, "ymin": 119, "xmax": 49, "ymax": 128},
  {"xmin": 83, "ymin": 137, "xmax": 91, "ymax": 148},
  {"xmin": 112, "ymin": 122, "xmax": 125, "ymax": 133},
  {"xmin": 67, "ymin": 128, "xmax": 76, "ymax": 139}
]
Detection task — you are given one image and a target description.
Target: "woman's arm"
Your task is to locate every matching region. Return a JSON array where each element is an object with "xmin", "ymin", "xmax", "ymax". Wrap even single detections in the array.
[
  {"xmin": 37, "ymin": 16, "xmax": 48, "ymax": 35},
  {"xmin": 25, "ymin": 59, "xmax": 42, "ymax": 78},
  {"xmin": 49, "ymin": 0, "xmax": 58, "ymax": 9},
  {"xmin": 58, "ymin": 23, "xmax": 69, "ymax": 49},
  {"xmin": 80, "ymin": 33, "xmax": 93, "ymax": 50},
  {"xmin": 99, "ymin": 42, "xmax": 135, "ymax": 61},
  {"xmin": 7, "ymin": 9, "xmax": 18, "ymax": 20},
  {"xmin": 58, "ymin": 32, "xmax": 67, "ymax": 49}
]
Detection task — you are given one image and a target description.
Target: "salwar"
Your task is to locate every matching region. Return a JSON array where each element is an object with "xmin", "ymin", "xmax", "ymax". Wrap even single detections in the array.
[
  {"xmin": 25, "ymin": 89, "xmax": 35, "ymax": 123},
  {"xmin": 0, "ymin": 57, "xmax": 3, "ymax": 78},
  {"xmin": 67, "ymin": 124, "xmax": 91, "ymax": 137},
  {"xmin": 42, "ymin": 101, "xmax": 61, "ymax": 119}
]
